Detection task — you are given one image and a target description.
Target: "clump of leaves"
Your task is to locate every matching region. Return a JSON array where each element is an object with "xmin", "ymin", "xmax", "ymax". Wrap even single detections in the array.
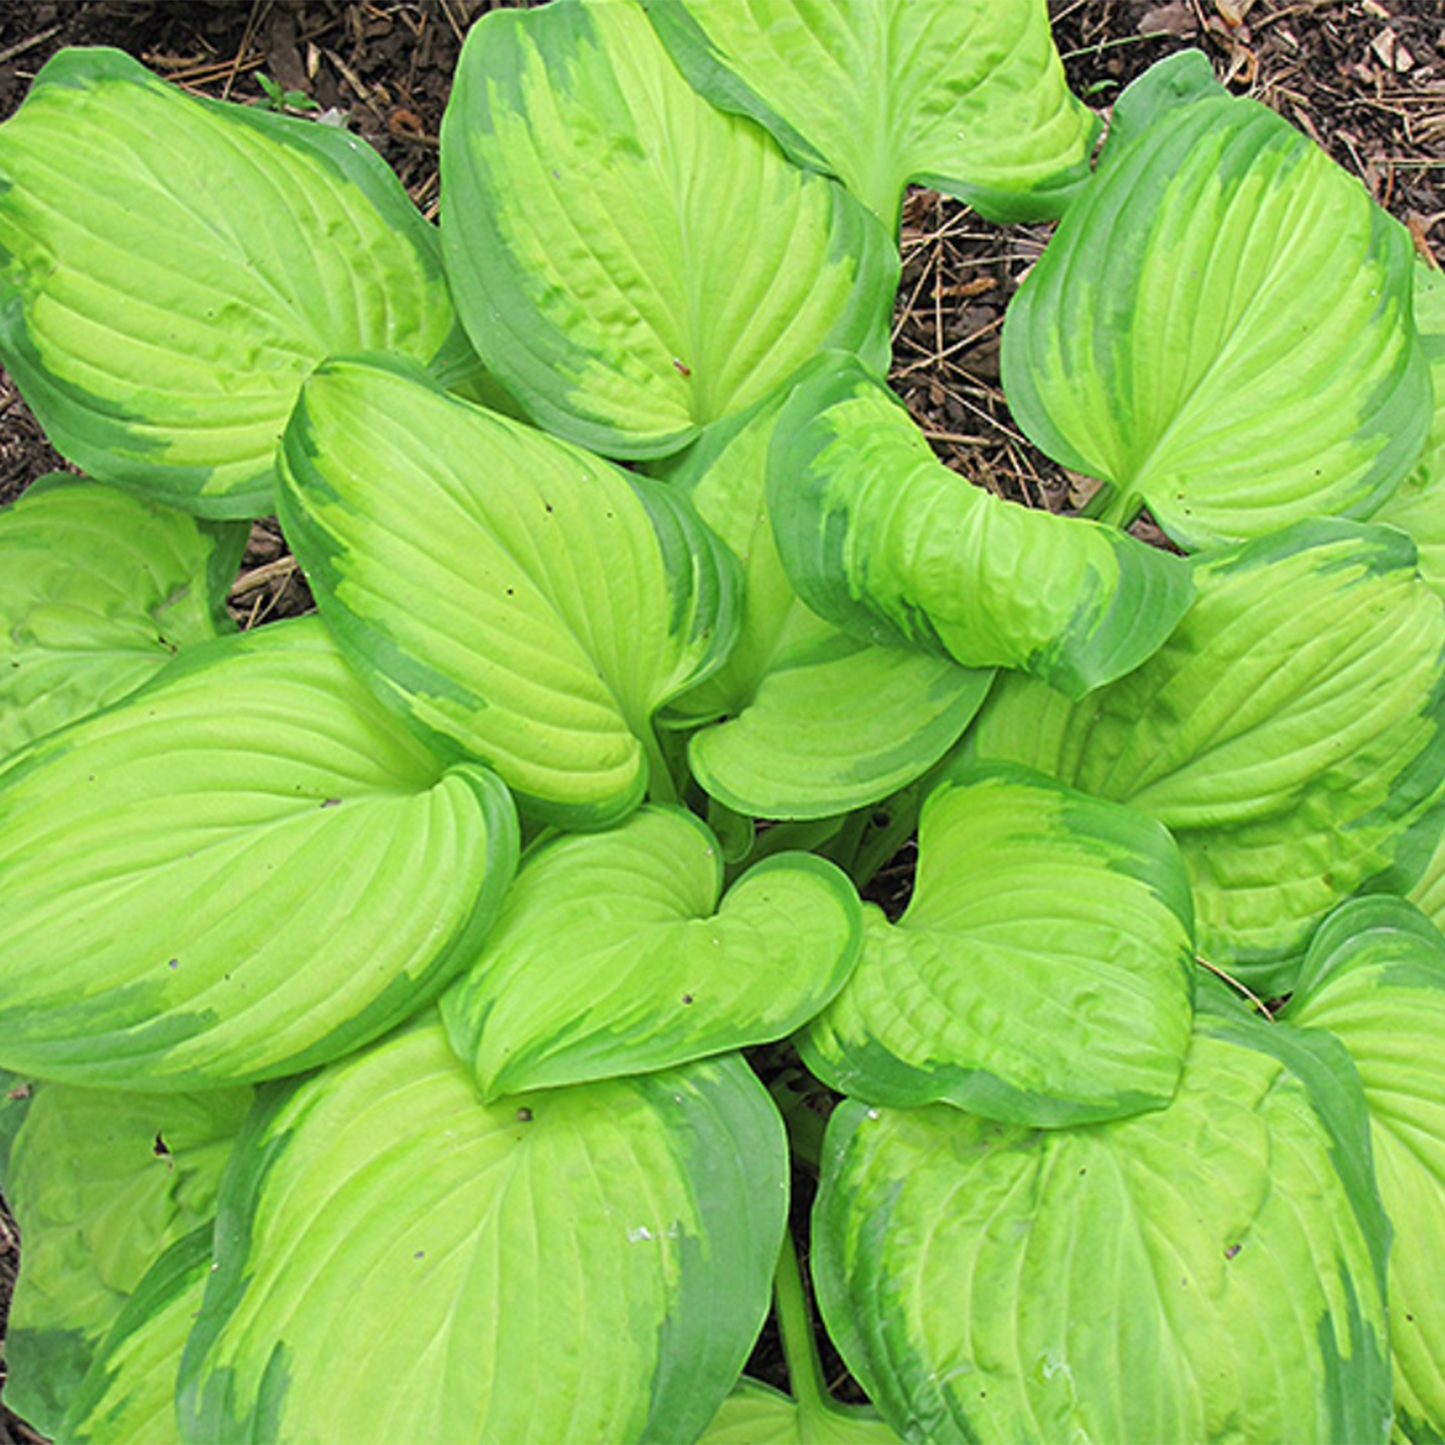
[{"xmin": 0, "ymin": 3, "xmax": 1443, "ymax": 1442}]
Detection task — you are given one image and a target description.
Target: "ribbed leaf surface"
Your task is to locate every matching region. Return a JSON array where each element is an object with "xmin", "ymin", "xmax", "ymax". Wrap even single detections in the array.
[
  {"xmin": 0, "ymin": 617, "xmax": 518, "ymax": 1086},
  {"xmin": 768, "ymin": 355, "xmax": 1193, "ymax": 699},
  {"xmin": 1002, "ymin": 52, "xmax": 1430, "ymax": 549},
  {"xmin": 439, "ymin": 0, "xmax": 895, "ymax": 458},
  {"xmin": 1376, "ymin": 264, "xmax": 1445, "ymax": 598},
  {"xmin": 1285, "ymin": 898, "xmax": 1445, "ymax": 1438},
  {"xmin": 662, "ymin": 371, "xmax": 990, "ymax": 819},
  {"xmin": 801, "ymin": 762, "xmax": 1195, "ymax": 1126},
  {"xmin": 0, "ymin": 475, "xmax": 242, "ymax": 764},
  {"xmin": 179, "ymin": 1018, "xmax": 786, "ymax": 1445},
  {"xmin": 279, "ymin": 355, "xmax": 737, "ymax": 828},
  {"xmin": 442, "ymin": 806, "xmax": 862, "ymax": 1098},
  {"xmin": 813, "ymin": 1014, "xmax": 1391, "ymax": 1444},
  {"xmin": 0, "ymin": 48, "xmax": 466, "ymax": 517},
  {"xmin": 970, "ymin": 519, "xmax": 1445, "ymax": 994},
  {"xmin": 3, "ymin": 1084, "xmax": 248, "ymax": 1435},
  {"xmin": 645, "ymin": 0, "xmax": 1097, "ymax": 226},
  {"xmin": 61, "ymin": 1226, "xmax": 213, "ymax": 1445}
]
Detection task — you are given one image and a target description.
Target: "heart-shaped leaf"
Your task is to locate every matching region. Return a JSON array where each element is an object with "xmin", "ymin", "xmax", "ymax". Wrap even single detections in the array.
[
  {"xmin": 0, "ymin": 616, "xmax": 519, "ymax": 1087},
  {"xmin": 660, "ymin": 370, "xmax": 991, "ymax": 819},
  {"xmin": 439, "ymin": 0, "xmax": 896, "ymax": 459},
  {"xmin": 813, "ymin": 1011, "xmax": 1391, "ymax": 1444},
  {"xmin": 644, "ymin": 0, "xmax": 1098, "ymax": 227},
  {"xmin": 0, "ymin": 474, "xmax": 243, "ymax": 764},
  {"xmin": 768, "ymin": 354, "xmax": 1193, "ymax": 699},
  {"xmin": 61, "ymin": 1225, "xmax": 213, "ymax": 1445},
  {"xmin": 279, "ymin": 354, "xmax": 738, "ymax": 829},
  {"xmin": 1002, "ymin": 52, "xmax": 1431, "ymax": 550},
  {"xmin": 0, "ymin": 48, "xmax": 471, "ymax": 517},
  {"xmin": 1375, "ymin": 263, "xmax": 1445, "ymax": 599},
  {"xmin": 1284, "ymin": 897, "xmax": 1445, "ymax": 1438},
  {"xmin": 442, "ymin": 805, "xmax": 862, "ymax": 1099},
  {"xmin": 801, "ymin": 761, "xmax": 1195, "ymax": 1127},
  {"xmin": 2, "ymin": 1083, "xmax": 249, "ymax": 1435},
  {"xmin": 179, "ymin": 1016, "xmax": 786, "ymax": 1445},
  {"xmin": 970, "ymin": 519, "xmax": 1445, "ymax": 995}
]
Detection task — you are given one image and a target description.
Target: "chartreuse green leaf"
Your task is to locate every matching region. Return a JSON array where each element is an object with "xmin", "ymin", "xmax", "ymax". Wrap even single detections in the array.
[
  {"xmin": 0, "ymin": 474, "xmax": 243, "ymax": 763},
  {"xmin": 699, "ymin": 1378, "xmax": 902, "ymax": 1445},
  {"xmin": 1376, "ymin": 265, "xmax": 1445, "ymax": 598},
  {"xmin": 439, "ymin": 0, "xmax": 895, "ymax": 459},
  {"xmin": 1283, "ymin": 897, "xmax": 1445, "ymax": 1438},
  {"xmin": 278, "ymin": 354, "xmax": 737, "ymax": 829},
  {"xmin": 60, "ymin": 1226, "xmax": 213, "ymax": 1445},
  {"xmin": 3, "ymin": 1083, "xmax": 249, "ymax": 1435},
  {"xmin": 0, "ymin": 48, "xmax": 470, "ymax": 518},
  {"xmin": 0, "ymin": 616, "xmax": 518, "ymax": 1087},
  {"xmin": 442, "ymin": 805, "xmax": 862, "ymax": 1099},
  {"xmin": 970, "ymin": 519, "xmax": 1445, "ymax": 995},
  {"xmin": 1002, "ymin": 51, "xmax": 1431, "ymax": 550},
  {"xmin": 800, "ymin": 762, "xmax": 1194, "ymax": 1127},
  {"xmin": 643, "ymin": 0, "xmax": 1097, "ymax": 227},
  {"xmin": 767, "ymin": 354, "xmax": 1192, "ymax": 700},
  {"xmin": 660, "ymin": 368, "xmax": 991, "ymax": 819},
  {"xmin": 813, "ymin": 1011, "xmax": 1392, "ymax": 1444},
  {"xmin": 178, "ymin": 1015, "xmax": 786, "ymax": 1445}
]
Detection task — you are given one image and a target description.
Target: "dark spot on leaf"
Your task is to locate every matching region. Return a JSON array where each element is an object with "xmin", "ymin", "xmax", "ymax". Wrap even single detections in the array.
[
  {"xmin": 1078, "ymin": 1167, "xmax": 1086, "ymax": 1175},
  {"xmin": 7, "ymin": 1082, "xmax": 31, "ymax": 1101},
  {"xmin": 1406, "ymin": 1313, "xmax": 1415, "ymax": 1322},
  {"xmin": 321, "ymin": 798, "xmax": 341, "ymax": 808},
  {"xmin": 414, "ymin": 1250, "xmax": 426, "ymax": 1260},
  {"xmin": 516, "ymin": 1107, "xmax": 533, "ymax": 1123},
  {"xmin": 682, "ymin": 993, "xmax": 694, "ymax": 1005},
  {"xmin": 168, "ymin": 957, "xmax": 180, "ymax": 970},
  {"xmin": 871, "ymin": 811, "xmax": 891, "ymax": 828},
  {"xmin": 1224, "ymin": 1243, "xmax": 1241, "ymax": 1260},
  {"xmin": 672, "ymin": 357, "xmax": 692, "ymax": 377},
  {"xmin": 506, "ymin": 587, "xmax": 515, "ymax": 597},
  {"xmin": 153, "ymin": 1132, "xmax": 171, "ymax": 1159}
]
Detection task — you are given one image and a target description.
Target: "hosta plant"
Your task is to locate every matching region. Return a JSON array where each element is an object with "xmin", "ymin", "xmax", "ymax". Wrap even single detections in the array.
[{"xmin": 0, "ymin": 3, "xmax": 1443, "ymax": 1443}]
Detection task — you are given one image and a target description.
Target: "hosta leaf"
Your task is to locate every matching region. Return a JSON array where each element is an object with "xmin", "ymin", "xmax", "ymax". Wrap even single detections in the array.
[
  {"xmin": 0, "ymin": 474, "xmax": 243, "ymax": 763},
  {"xmin": 661, "ymin": 370, "xmax": 991, "ymax": 819},
  {"xmin": 442, "ymin": 805, "xmax": 862, "ymax": 1099},
  {"xmin": 279, "ymin": 354, "xmax": 737, "ymax": 829},
  {"xmin": 0, "ymin": 616, "xmax": 518, "ymax": 1087},
  {"xmin": 1284, "ymin": 897, "xmax": 1445, "ymax": 1437},
  {"xmin": 178, "ymin": 1016, "xmax": 786, "ymax": 1445},
  {"xmin": 1376, "ymin": 264, "xmax": 1445, "ymax": 598},
  {"xmin": 1002, "ymin": 51, "xmax": 1431, "ymax": 550},
  {"xmin": 813, "ymin": 1012, "xmax": 1391, "ymax": 1444},
  {"xmin": 768, "ymin": 354, "xmax": 1193, "ymax": 700},
  {"xmin": 439, "ymin": 0, "xmax": 895, "ymax": 459},
  {"xmin": 0, "ymin": 48, "xmax": 469, "ymax": 518},
  {"xmin": 970, "ymin": 519, "xmax": 1445, "ymax": 994},
  {"xmin": 644, "ymin": 0, "xmax": 1098, "ymax": 227},
  {"xmin": 698, "ymin": 1378, "xmax": 902, "ymax": 1445},
  {"xmin": 60, "ymin": 1225, "xmax": 213, "ymax": 1445},
  {"xmin": 3, "ymin": 1083, "xmax": 248, "ymax": 1435},
  {"xmin": 800, "ymin": 762, "xmax": 1195, "ymax": 1127}
]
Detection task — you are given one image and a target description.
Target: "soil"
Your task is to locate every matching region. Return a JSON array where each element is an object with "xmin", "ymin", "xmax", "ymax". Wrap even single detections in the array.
[{"xmin": 0, "ymin": 1, "xmax": 1442, "ymax": 1440}]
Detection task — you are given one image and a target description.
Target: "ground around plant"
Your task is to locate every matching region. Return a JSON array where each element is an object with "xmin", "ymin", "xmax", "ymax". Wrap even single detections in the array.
[{"xmin": 0, "ymin": 1, "xmax": 1442, "ymax": 1440}]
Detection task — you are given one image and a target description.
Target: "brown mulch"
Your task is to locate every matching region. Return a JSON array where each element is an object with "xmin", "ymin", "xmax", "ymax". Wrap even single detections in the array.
[{"xmin": 0, "ymin": 1, "xmax": 1442, "ymax": 1438}]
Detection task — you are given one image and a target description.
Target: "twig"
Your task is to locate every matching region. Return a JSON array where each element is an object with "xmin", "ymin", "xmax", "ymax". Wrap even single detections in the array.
[
  {"xmin": 1196, "ymin": 955, "xmax": 1275, "ymax": 1020},
  {"xmin": 228, "ymin": 556, "xmax": 298, "ymax": 598},
  {"xmin": 0, "ymin": 24, "xmax": 61, "ymax": 68}
]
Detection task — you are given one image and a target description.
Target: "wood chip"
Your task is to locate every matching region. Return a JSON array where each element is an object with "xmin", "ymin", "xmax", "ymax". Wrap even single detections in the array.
[{"xmin": 1370, "ymin": 28, "xmax": 1414, "ymax": 72}]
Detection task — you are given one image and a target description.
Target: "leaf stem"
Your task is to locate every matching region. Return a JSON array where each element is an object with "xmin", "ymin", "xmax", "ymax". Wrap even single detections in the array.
[
  {"xmin": 641, "ymin": 722, "xmax": 679, "ymax": 807},
  {"xmin": 773, "ymin": 1226, "xmax": 831, "ymax": 1417}
]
